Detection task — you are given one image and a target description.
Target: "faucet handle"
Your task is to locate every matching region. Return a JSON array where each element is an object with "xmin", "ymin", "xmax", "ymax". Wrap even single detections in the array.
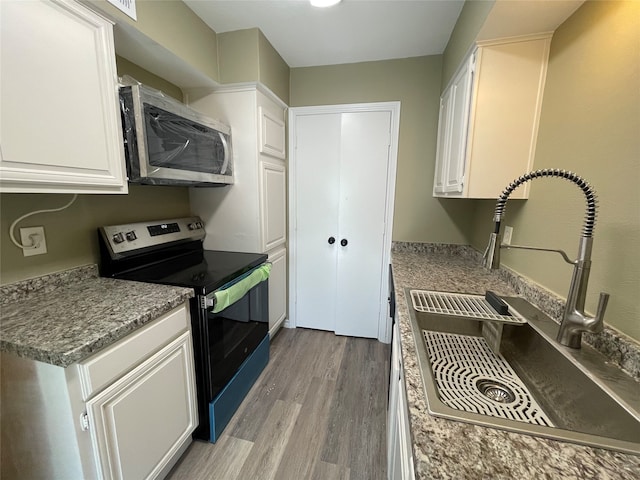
[
  {"xmin": 592, "ymin": 292, "xmax": 609, "ymax": 332},
  {"xmin": 483, "ymin": 232, "xmax": 501, "ymax": 270}
]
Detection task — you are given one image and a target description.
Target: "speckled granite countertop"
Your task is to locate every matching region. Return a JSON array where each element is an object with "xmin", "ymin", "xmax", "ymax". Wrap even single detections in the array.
[
  {"xmin": 0, "ymin": 265, "xmax": 194, "ymax": 368},
  {"xmin": 391, "ymin": 244, "xmax": 640, "ymax": 479}
]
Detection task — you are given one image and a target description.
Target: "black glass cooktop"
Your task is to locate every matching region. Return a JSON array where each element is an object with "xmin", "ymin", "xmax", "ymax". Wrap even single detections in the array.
[{"xmin": 111, "ymin": 249, "xmax": 267, "ymax": 296}]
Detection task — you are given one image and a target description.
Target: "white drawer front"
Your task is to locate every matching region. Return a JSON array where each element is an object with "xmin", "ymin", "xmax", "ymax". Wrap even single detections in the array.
[{"xmin": 77, "ymin": 304, "xmax": 189, "ymax": 400}]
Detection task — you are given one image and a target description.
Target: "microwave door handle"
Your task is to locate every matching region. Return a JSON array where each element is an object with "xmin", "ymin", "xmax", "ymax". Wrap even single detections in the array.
[{"xmin": 219, "ymin": 132, "xmax": 230, "ymax": 175}]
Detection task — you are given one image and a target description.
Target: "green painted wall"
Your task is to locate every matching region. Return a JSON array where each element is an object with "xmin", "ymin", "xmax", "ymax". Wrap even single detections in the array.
[
  {"xmin": 218, "ymin": 28, "xmax": 290, "ymax": 104},
  {"xmin": 441, "ymin": 0, "xmax": 495, "ymax": 90},
  {"xmin": 87, "ymin": 0, "xmax": 219, "ymax": 83},
  {"xmin": 258, "ymin": 30, "xmax": 290, "ymax": 104},
  {"xmin": 116, "ymin": 55, "xmax": 184, "ymax": 101},
  {"xmin": 218, "ymin": 29, "xmax": 261, "ymax": 85},
  {"xmin": 290, "ymin": 56, "xmax": 476, "ymax": 244},
  {"xmin": 469, "ymin": 0, "xmax": 640, "ymax": 340},
  {"xmin": 0, "ymin": 186, "xmax": 191, "ymax": 285}
]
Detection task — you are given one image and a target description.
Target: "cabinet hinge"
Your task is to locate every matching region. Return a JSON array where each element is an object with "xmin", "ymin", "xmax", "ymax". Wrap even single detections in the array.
[{"xmin": 80, "ymin": 412, "xmax": 90, "ymax": 431}]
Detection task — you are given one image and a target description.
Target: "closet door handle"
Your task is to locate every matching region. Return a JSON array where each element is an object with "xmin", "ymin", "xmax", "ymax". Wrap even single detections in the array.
[
  {"xmin": 341, "ymin": 238, "xmax": 348, "ymax": 247},
  {"xmin": 328, "ymin": 236, "xmax": 336, "ymax": 245}
]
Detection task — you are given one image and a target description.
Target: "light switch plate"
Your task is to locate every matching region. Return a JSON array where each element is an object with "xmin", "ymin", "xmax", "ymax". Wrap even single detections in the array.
[
  {"xmin": 20, "ymin": 227, "xmax": 47, "ymax": 256},
  {"xmin": 503, "ymin": 226, "xmax": 513, "ymax": 246}
]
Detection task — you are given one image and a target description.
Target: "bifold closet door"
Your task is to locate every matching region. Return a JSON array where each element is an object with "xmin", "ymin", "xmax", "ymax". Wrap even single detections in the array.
[
  {"xmin": 334, "ymin": 111, "xmax": 391, "ymax": 338},
  {"xmin": 294, "ymin": 110, "xmax": 392, "ymax": 338},
  {"xmin": 295, "ymin": 113, "xmax": 342, "ymax": 332}
]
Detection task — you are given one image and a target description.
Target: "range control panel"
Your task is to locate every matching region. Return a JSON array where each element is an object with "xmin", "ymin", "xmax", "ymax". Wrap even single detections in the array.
[{"xmin": 100, "ymin": 217, "xmax": 206, "ymax": 257}]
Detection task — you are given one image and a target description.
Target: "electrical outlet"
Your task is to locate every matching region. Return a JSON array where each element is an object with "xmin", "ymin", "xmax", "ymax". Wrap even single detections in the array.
[
  {"xmin": 20, "ymin": 227, "xmax": 47, "ymax": 256},
  {"xmin": 503, "ymin": 226, "xmax": 513, "ymax": 246}
]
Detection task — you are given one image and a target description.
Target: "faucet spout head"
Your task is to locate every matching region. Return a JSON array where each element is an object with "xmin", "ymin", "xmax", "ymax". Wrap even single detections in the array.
[{"xmin": 483, "ymin": 232, "xmax": 501, "ymax": 270}]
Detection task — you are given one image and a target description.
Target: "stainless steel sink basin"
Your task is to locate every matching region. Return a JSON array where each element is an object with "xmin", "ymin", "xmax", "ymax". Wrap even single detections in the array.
[{"xmin": 406, "ymin": 289, "xmax": 640, "ymax": 455}]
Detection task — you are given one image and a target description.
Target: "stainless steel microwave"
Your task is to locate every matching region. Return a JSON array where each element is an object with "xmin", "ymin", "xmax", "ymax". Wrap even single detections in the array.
[{"xmin": 119, "ymin": 84, "xmax": 233, "ymax": 186}]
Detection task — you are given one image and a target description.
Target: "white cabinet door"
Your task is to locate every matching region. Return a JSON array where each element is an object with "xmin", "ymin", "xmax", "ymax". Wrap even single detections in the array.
[
  {"xmin": 444, "ymin": 56, "xmax": 474, "ymax": 194},
  {"xmin": 0, "ymin": 0, "xmax": 127, "ymax": 194},
  {"xmin": 433, "ymin": 91, "xmax": 452, "ymax": 194},
  {"xmin": 387, "ymin": 320, "xmax": 401, "ymax": 473},
  {"xmin": 292, "ymin": 105, "xmax": 398, "ymax": 340},
  {"xmin": 433, "ymin": 53, "xmax": 474, "ymax": 195},
  {"xmin": 394, "ymin": 371, "xmax": 415, "ymax": 480},
  {"xmin": 87, "ymin": 332, "xmax": 197, "ymax": 480},
  {"xmin": 260, "ymin": 161, "xmax": 287, "ymax": 251},
  {"xmin": 268, "ymin": 246, "xmax": 287, "ymax": 335},
  {"xmin": 259, "ymin": 106, "xmax": 286, "ymax": 159},
  {"xmin": 387, "ymin": 320, "xmax": 415, "ymax": 480}
]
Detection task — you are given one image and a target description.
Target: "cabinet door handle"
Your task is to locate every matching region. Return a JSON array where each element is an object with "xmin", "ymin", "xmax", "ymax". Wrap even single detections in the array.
[
  {"xmin": 328, "ymin": 236, "xmax": 336, "ymax": 245},
  {"xmin": 341, "ymin": 238, "xmax": 348, "ymax": 247}
]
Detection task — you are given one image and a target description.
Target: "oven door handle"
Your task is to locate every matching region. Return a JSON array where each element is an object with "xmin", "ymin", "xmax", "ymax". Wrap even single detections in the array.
[
  {"xmin": 200, "ymin": 294, "xmax": 216, "ymax": 310},
  {"xmin": 201, "ymin": 263, "xmax": 271, "ymax": 313}
]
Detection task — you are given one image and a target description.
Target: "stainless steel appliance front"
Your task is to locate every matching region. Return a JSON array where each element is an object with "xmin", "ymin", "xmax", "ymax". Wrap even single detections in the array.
[{"xmin": 120, "ymin": 84, "xmax": 233, "ymax": 186}]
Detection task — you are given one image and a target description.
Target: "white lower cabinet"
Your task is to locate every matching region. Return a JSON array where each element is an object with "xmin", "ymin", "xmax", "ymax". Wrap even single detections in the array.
[
  {"xmin": 388, "ymin": 319, "xmax": 415, "ymax": 480},
  {"xmin": 80, "ymin": 304, "xmax": 198, "ymax": 480},
  {"xmin": 268, "ymin": 247, "xmax": 287, "ymax": 335},
  {"xmin": 86, "ymin": 331, "xmax": 197, "ymax": 480},
  {"xmin": 0, "ymin": 303, "xmax": 197, "ymax": 480}
]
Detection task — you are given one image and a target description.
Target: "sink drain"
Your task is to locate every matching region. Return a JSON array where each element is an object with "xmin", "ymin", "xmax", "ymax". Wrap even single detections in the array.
[{"xmin": 476, "ymin": 379, "xmax": 516, "ymax": 404}]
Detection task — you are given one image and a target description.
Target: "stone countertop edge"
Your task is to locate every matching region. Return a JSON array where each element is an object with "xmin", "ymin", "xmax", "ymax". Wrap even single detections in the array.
[
  {"xmin": 0, "ymin": 265, "xmax": 194, "ymax": 368},
  {"xmin": 391, "ymin": 243, "xmax": 640, "ymax": 479}
]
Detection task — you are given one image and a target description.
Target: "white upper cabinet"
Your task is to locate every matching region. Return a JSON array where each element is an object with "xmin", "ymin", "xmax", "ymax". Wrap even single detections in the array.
[
  {"xmin": 0, "ymin": 0, "xmax": 127, "ymax": 194},
  {"xmin": 259, "ymin": 107, "xmax": 286, "ymax": 159},
  {"xmin": 433, "ymin": 34, "xmax": 552, "ymax": 199},
  {"xmin": 260, "ymin": 161, "xmax": 287, "ymax": 251},
  {"xmin": 188, "ymin": 86, "xmax": 287, "ymax": 254}
]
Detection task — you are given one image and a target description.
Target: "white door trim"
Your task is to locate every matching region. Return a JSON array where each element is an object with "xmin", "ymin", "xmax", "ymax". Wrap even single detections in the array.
[{"xmin": 287, "ymin": 101, "xmax": 400, "ymax": 343}]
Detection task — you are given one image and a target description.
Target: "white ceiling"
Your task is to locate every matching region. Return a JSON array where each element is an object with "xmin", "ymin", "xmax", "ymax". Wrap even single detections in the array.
[{"xmin": 183, "ymin": 0, "xmax": 465, "ymax": 68}]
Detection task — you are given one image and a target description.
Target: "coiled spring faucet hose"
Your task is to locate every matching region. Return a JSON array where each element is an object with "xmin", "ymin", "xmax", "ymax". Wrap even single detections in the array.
[{"xmin": 492, "ymin": 169, "xmax": 598, "ymax": 237}]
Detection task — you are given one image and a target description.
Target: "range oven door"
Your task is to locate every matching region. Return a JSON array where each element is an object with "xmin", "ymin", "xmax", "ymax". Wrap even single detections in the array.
[
  {"xmin": 191, "ymin": 278, "xmax": 268, "ymax": 440},
  {"xmin": 206, "ymin": 278, "xmax": 269, "ymax": 399}
]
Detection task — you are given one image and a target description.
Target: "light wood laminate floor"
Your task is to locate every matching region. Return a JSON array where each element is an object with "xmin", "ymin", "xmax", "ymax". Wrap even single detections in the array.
[{"xmin": 168, "ymin": 327, "xmax": 390, "ymax": 480}]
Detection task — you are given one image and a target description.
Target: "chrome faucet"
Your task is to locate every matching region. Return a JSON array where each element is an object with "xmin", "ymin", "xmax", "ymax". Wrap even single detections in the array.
[{"xmin": 482, "ymin": 169, "xmax": 609, "ymax": 349}]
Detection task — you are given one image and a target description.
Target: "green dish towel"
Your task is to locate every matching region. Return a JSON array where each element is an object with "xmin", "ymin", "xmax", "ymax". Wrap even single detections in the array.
[{"xmin": 212, "ymin": 263, "xmax": 271, "ymax": 313}]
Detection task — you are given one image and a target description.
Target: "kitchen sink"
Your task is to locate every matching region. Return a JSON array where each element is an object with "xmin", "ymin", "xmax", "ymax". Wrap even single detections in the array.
[{"xmin": 406, "ymin": 289, "xmax": 640, "ymax": 455}]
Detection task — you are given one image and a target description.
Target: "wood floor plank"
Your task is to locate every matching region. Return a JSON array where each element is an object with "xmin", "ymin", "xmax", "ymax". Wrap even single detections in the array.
[
  {"xmin": 320, "ymin": 338, "xmax": 365, "ymax": 466},
  {"xmin": 310, "ymin": 460, "xmax": 351, "ymax": 480},
  {"xmin": 321, "ymin": 336, "xmax": 389, "ymax": 480},
  {"xmin": 168, "ymin": 435, "xmax": 253, "ymax": 480},
  {"xmin": 235, "ymin": 399, "xmax": 302, "ymax": 480},
  {"xmin": 274, "ymin": 377, "xmax": 337, "ymax": 479},
  {"xmin": 273, "ymin": 328, "xmax": 325, "ymax": 403},
  {"xmin": 227, "ymin": 328, "xmax": 316, "ymax": 440},
  {"xmin": 309, "ymin": 331, "xmax": 348, "ymax": 381}
]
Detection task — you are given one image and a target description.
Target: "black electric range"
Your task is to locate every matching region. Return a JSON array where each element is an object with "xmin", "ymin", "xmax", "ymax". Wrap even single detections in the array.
[{"xmin": 99, "ymin": 217, "xmax": 269, "ymax": 442}]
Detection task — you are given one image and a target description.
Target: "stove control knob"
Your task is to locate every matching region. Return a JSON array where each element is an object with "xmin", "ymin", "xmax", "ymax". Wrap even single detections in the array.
[
  {"xmin": 125, "ymin": 231, "xmax": 137, "ymax": 241},
  {"xmin": 188, "ymin": 222, "xmax": 200, "ymax": 230},
  {"xmin": 112, "ymin": 232, "xmax": 125, "ymax": 244}
]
